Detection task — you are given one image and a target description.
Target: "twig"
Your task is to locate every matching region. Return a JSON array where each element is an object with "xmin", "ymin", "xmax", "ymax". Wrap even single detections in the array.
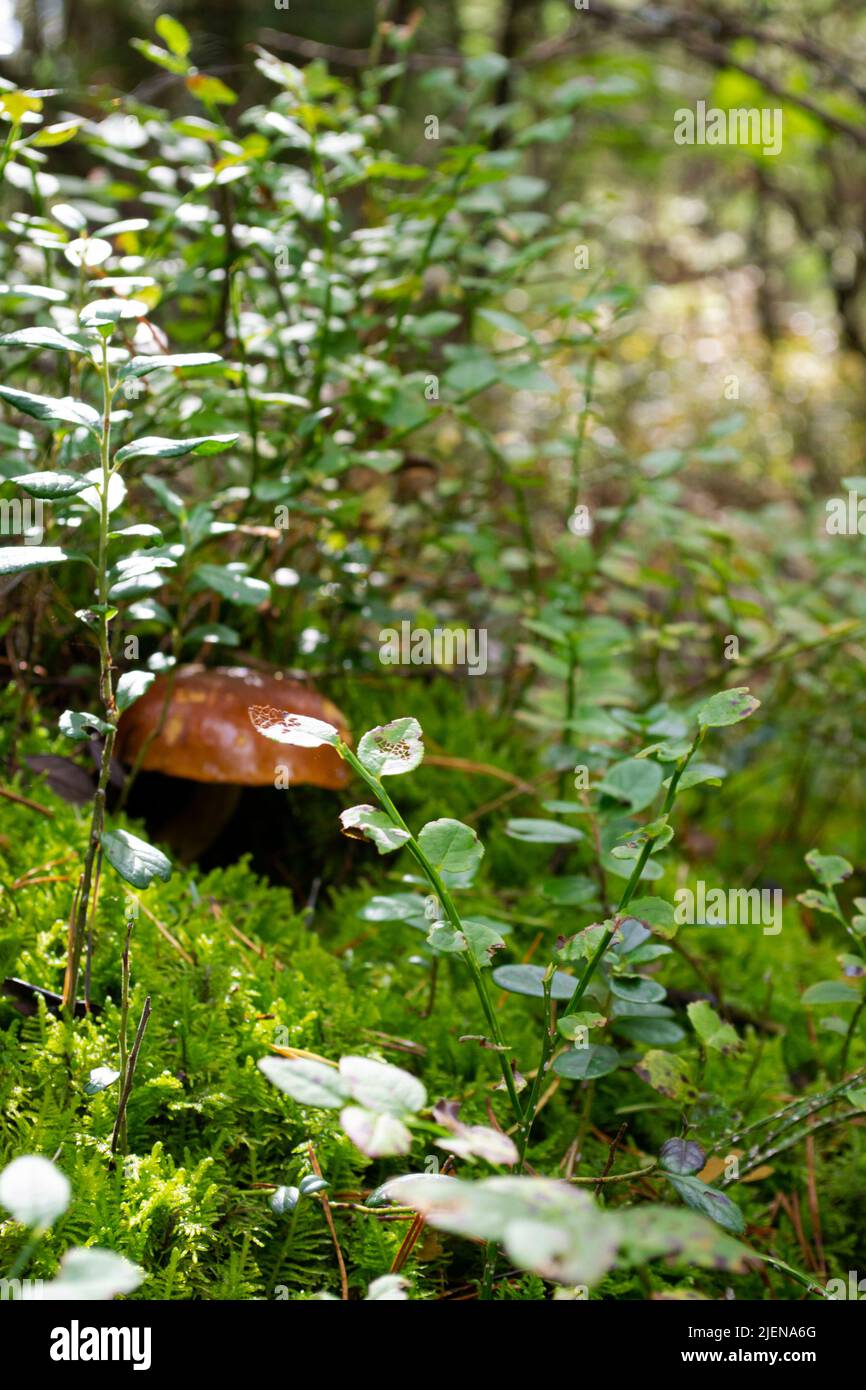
[
  {"xmin": 0, "ymin": 784, "xmax": 53, "ymax": 817},
  {"xmin": 804, "ymin": 1134, "xmax": 825, "ymax": 1283},
  {"xmin": 308, "ymin": 1141, "xmax": 348, "ymax": 1300},
  {"xmin": 594, "ymin": 1122, "xmax": 627, "ymax": 1197},
  {"xmin": 136, "ymin": 896, "xmax": 194, "ymax": 965},
  {"xmin": 110, "ymin": 995, "xmax": 152, "ymax": 1156}
]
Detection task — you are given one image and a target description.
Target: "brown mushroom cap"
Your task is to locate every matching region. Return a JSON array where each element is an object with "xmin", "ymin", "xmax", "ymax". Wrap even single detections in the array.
[{"xmin": 115, "ymin": 665, "xmax": 351, "ymax": 789}]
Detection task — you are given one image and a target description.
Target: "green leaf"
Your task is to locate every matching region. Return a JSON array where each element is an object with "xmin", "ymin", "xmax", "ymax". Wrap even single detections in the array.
[
  {"xmin": 619, "ymin": 1205, "xmax": 749, "ymax": 1272},
  {"xmin": 80, "ymin": 297, "xmax": 147, "ymax": 327},
  {"xmin": 271, "ymin": 1185, "xmax": 299, "ymax": 1217},
  {"xmin": 492, "ymin": 964, "xmax": 577, "ymax": 1000},
  {"xmin": 31, "ymin": 120, "xmax": 80, "ymax": 148},
  {"xmin": 79, "ymin": 469, "xmax": 126, "ymax": 517},
  {"xmin": 434, "ymin": 1118, "xmax": 518, "ymax": 1167},
  {"xmin": 356, "ymin": 717, "xmax": 424, "ymax": 777},
  {"xmin": 119, "ymin": 353, "xmax": 222, "ymax": 380},
  {"xmin": 0, "ymin": 326, "xmax": 85, "ymax": 353},
  {"xmin": 417, "ymin": 818, "xmax": 484, "ymax": 880},
  {"xmin": 504, "ymin": 818, "xmax": 584, "ymax": 844},
  {"xmin": 141, "ymin": 473, "xmax": 185, "ymax": 517},
  {"xmin": 404, "ymin": 311, "xmax": 462, "ymax": 339},
  {"xmin": 357, "ymin": 892, "xmax": 427, "ymax": 922},
  {"xmin": 0, "ymin": 1155, "xmax": 70, "ymax": 1227},
  {"xmin": 115, "ymin": 434, "xmax": 237, "ymax": 463},
  {"xmin": 557, "ymin": 1012, "xmax": 607, "ymax": 1040},
  {"xmin": 340, "ymin": 1106, "xmax": 412, "ymax": 1158},
  {"xmin": 184, "ymin": 622, "xmax": 239, "ymax": 647},
  {"xmin": 258, "ymin": 1056, "xmax": 347, "ymax": 1109},
  {"xmin": 129, "ymin": 37, "xmax": 189, "ymax": 74},
  {"xmin": 802, "ymin": 981, "xmax": 861, "ymax": 1005},
  {"xmin": 659, "ymin": 1138, "xmax": 706, "ymax": 1175},
  {"xmin": 442, "ymin": 353, "xmax": 499, "ymax": 396},
  {"xmin": 697, "ymin": 687, "xmax": 760, "ymax": 728},
  {"xmin": 41, "ymin": 1247, "xmax": 143, "ymax": 1300},
  {"xmin": 0, "ymin": 546, "xmax": 76, "ymax": 575},
  {"xmin": 615, "ymin": 1018, "xmax": 685, "ymax": 1045},
  {"xmin": 155, "ymin": 13, "xmax": 191, "ymax": 57},
  {"xmin": 115, "ymin": 670, "xmax": 155, "ymax": 712},
  {"xmin": 12, "ymin": 471, "xmax": 91, "ymax": 499},
  {"xmin": 669, "ymin": 762, "xmax": 727, "ymax": 792},
  {"xmin": 192, "ymin": 563, "xmax": 269, "ymax": 607},
  {"xmin": 100, "ymin": 829, "xmax": 172, "ymax": 889},
  {"xmin": 427, "ymin": 917, "xmax": 505, "ymax": 966},
  {"xmin": 339, "ymin": 1054, "xmax": 427, "ymax": 1115},
  {"xmin": 541, "ymin": 875, "xmax": 598, "ymax": 905},
  {"xmin": 627, "ymin": 896, "xmax": 678, "ymax": 939},
  {"xmin": 796, "ymin": 889, "xmax": 836, "ymax": 916},
  {"xmin": 477, "ymin": 307, "xmax": 534, "ymax": 340},
  {"xmin": 553, "ymin": 1044, "xmax": 621, "ymax": 1080},
  {"xmin": 686, "ymin": 1000, "xmax": 742, "ymax": 1055},
  {"xmin": 187, "ymin": 73, "xmax": 237, "ymax": 105},
  {"xmin": 597, "ymin": 757, "xmax": 663, "ymax": 812},
  {"xmin": 84, "ymin": 1066, "xmax": 121, "ymax": 1095},
  {"xmin": 59, "ymin": 709, "xmax": 112, "ymax": 741},
  {"xmin": 339, "ymin": 804, "xmax": 411, "ymax": 855},
  {"xmin": 0, "ymin": 385, "xmax": 100, "ymax": 434},
  {"xmin": 385, "ymin": 1175, "xmax": 621, "ymax": 1287},
  {"xmin": 634, "ymin": 1050, "xmax": 699, "ymax": 1104},
  {"xmin": 665, "ymin": 1174, "xmax": 744, "ymax": 1235},
  {"xmin": 805, "ymin": 849, "xmax": 853, "ymax": 889},
  {"xmin": 609, "ymin": 975, "xmax": 666, "ymax": 1004}
]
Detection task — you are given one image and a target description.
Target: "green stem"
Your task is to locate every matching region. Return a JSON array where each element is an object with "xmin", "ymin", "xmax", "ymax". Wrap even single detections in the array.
[
  {"xmin": 62, "ymin": 340, "xmax": 118, "ymax": 1015},
  {"xmin": 562, "ymin": 731, "xmax": 702, "ymax": 1018},
  {"xmin": 340, "ymin": 745, "xmax": 523, "ymax": 1125},
  {"xmin": 839, "ymin": 995, "xmax": 866, "ymax": 1078},
  {"xmin": 518, "ymin": 975, "xmax": 555, "ymax": 1167}
]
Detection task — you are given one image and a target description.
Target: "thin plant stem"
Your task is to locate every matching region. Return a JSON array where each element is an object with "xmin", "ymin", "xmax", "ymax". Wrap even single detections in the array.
[
  {"xmin": 110, "ymin": 995, "xmax": 152, "ymax": 1156},
  {"xmin": 562, "ymin": 730, "xmax": 702, "ymax": 1019},
  {"xmin": 62, "ymin": 339, "xmax": 118, "ymax": 1015},
  {"xmin": 339, "ymin": 744, "xmax": 524, "ymax": 1126}
]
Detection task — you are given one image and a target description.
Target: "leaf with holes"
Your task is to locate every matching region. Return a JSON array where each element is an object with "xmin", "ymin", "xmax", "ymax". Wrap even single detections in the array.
[
  {"xmin": 356, "ymin": 717, "xmax": 424, "ymax": 777},
  {"xmin": 339, "ymin": 805, "xmax": 411, "ymax": 855},
  {"xmin": 697, "ymin": 687, "xmax": 760, "ymax": 729},
  {"xmin": 635, "ymin": 1050, "xmax": 699, "ymax": 1105},
  {"xmin": 805, "ymin": 849, "xmax": 853, "ymax": 889}
]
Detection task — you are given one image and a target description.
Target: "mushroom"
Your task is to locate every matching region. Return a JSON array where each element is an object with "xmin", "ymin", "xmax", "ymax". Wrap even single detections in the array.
[{"xmin": 115, "ymin": 665, "xmax": 350, "ymax": 862}]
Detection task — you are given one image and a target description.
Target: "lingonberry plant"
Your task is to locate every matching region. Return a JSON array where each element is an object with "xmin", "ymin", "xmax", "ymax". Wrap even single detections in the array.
[
  {"xmin": 0, "ymin": 317, "xmax": 237, "ymax": 1011},
  {"xmin": 246, "ymin": 684, "xmax": 824, "ymax": 1293}
]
